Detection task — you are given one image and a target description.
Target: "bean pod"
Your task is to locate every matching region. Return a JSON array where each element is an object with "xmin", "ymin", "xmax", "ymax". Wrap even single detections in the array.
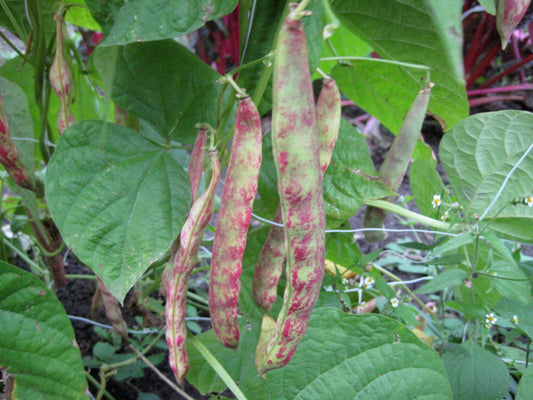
[
  {"xmin": 256, "ymin": 5, "xmax": 326, "ymax": 375},
  {"xmin": 252, "ymin": 78, "xmax": 340, "ymax": 312},
  {"xmin": 209, "ymin": 95, "xmax": 262, "ymax": 348},
  {"xmin": 96, "ymin": 276, "xmax": 129, "ymax": 341},
  {"xmin": 166, "ymin": 150, "xmax": 220, "ymax": 387},
  {"xmin": 49, "ymin": 12, "xmax": 75, "ymax": 135},
  {"xmin": 363, "ymin": 83, "xmax": 432, "ymax": 242}
]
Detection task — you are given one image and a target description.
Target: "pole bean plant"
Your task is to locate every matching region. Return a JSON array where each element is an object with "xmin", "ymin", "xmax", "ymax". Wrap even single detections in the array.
[{"xmin": 2, "ymin": 0, "xmax": 533, "ymax": 399}]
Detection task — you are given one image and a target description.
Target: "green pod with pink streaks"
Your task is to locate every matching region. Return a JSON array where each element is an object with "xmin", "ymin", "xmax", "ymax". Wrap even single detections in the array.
[
  {"xmin": 252, "ymin": 78, "xmax": 339, "ymax": 312},
  {"xmin": 0, "ymin": 92, "xmax": 35, "ymax": 191},
  {"xmin": 209, "ymin": 95, "xmax": 262, "ymax": 349},
  {"xmin": 256, "ymin": 4, "xmax": 326, "ymax": 375},
  {"xmin": 49, "ymin": 12, "xmax": 75, "ymax": 135},
  {"xmin": 166, "ymin": 150, "xmax": 219, "ymax": 387},
  {"xmin": 96, "ymin": 276, "xmax": 129, "ymax": 341},
  {"xmin": 363, "ymin": 83, "xmax": 432, "ymax": 242}
]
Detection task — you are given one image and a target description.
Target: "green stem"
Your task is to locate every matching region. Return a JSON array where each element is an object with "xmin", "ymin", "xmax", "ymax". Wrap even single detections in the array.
[
  {"xmin": 128, "ymin": 344, "xmax": 196, "ymax": 400},
  {"xmin": 0, "ymin": 0, "xmax": 26, "ymax": 40},
  {"xmin": 187, "ymin": 290, "xmax": 208, "ymax": 305},
  {"xmin": 229, "ymin": 52, "xmax": 274, "ymax": 76},
  {"xmin": 0, "ymin": 30, "xmax": 30, "ymax": 63},
  {"xmin": 371, "ymin": 263, "xmax": 435, "ymax": 317},
  {"xmin": 320, "ymin": 56, "xmax": 431, "ymax": 70},
  {"xmin": 2, "ymin": 236, "xmax": 47, "ymax": 275},
  {"xmin": 85, "ymin": 372, "xmax": 116, "ymax": 400},
  {"xmin": 289, "ymin": 0, "xmax": 312, "ymax": 20},
  {"xmin": 221, "ymin": 74, "xmax": 247, "ymax": 96},
  {"xmin": 189, "ymin": 336, "xmax": 249, "ymax": 400},
  {"xmin": 320, "ymin": 0, "xmax": 340, "ymax": 38},
  {"xmin": 364, "ymin": 199, "xmax": 451, "ymax": 231},
  {"xmin": 66, "ymin": 274, "xmax": 97, "ymax": 280}
]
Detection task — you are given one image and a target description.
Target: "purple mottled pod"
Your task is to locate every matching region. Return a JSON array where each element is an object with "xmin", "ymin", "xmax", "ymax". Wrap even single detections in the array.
[
  {"xmin": 0, "ymin": 92, "xmax": 35, "ymax": 191},
  {"xmin": 497, "ymin": 0, "xmax": 532, "ymax": 48},
  {"xmin": 166, "ymin": 150, "xmax": 219, "ymax": 387},
  {"xmin": 96, "ymin": 277, "xmax": 129, "ymax": 341},
  {"xmin": 114, "ymin": 103, "xmax": 140, "ymax": 131},
  {"xmin": 209, "ymin": 95, "xmax": 262, "ymax": 349},
  {"xmin": 49, "ymin": 12, "xmax": 75, "ymax": 134},
  {"xmin": 256, "ymin": 3, "xmax": 326, "ymax": 375}
]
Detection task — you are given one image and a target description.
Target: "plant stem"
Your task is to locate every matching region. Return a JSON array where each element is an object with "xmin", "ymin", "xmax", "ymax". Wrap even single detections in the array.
[
  {"xmin": 0, "ymin": 0, "xmax": 26, "ymax": 40},
  {"xmin": 128, "ymin": 345, "xmax": 196, "ymax": 400},
  {"xmin": 371, "ymin": 263, "xmax": 435, "ymax": 317},
  {"xmin": 189, "ymin": 336, "xmax": 249, "ymax": 400},
  {"xmin": 66, "ymin": 274, "xmax": 97, "ymax": 280},
  {"xmin": 320, "ymin": 56, "xmax": 431, "ymax": 70},
  {"xmin": 2, "ymin": 236, "xmax": 47, "ymax": 275},
  {"xmin": 0, "ymin": 30, "xmax": 30, "ymax": 63},
  {"xmin": 86, "ymin": 373, "xmax": 115, "ymax": 400},
  {"xmin": 364, "ymin": 199, "xmax": 451, "ymax": 231}
]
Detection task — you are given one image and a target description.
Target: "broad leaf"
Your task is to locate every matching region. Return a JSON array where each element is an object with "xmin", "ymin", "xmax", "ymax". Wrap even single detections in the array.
[
  {"xmin": 440, "ymin": 110, "xmax": 533, "ymax": 243},
  {"xmin": 0, "ymin": 262, "xmax": 88, "ymax": 399},
  {"xmin": 516, "ymin": 365, "xmax": 533, "ymax": 400},
  {"xmin": 188, "ymin": 308, "xmax": 452, "ymax": 399},
  {"xmin": 331, "ymin": 60, "xmax": 429, "ymax": 134},
  {"xmin": 324, "ymin": 119, "xmax": 393, "ymax": 227},
  {"xmin": 489, "ymin": 260, "xmax": 531, "ymax": 304},
  {"xmin": 87, "ymin": 0, "xmax": 238, "ymax": 45},
  {"xmin": 0, "ymin": 77, "xmax": 34, "ymax": 174},
  {"xmin": 410, "ymin": 159, "xmax": 449, "ymax": 218},
  {"xmin": 442, "ymin": 342, "xmax": 508, "ymax": 400},
  {"xmin": 45, "ymin": 121, "xmax": 191, "ymax": 301},
  {"xmin": 415, "ymin": 269, "xmax": 467, "ymax": 294},
  {"xmin": 92, "ymin": 40, "xmax": 228, "ymax": 144},
  {"xmin": 331, "ymin": 0, "xmax": 468, "ymax": 132}
]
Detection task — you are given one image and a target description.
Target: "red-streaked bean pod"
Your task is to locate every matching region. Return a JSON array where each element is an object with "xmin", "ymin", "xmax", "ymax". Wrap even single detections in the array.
[
  {"xmin": 256, "ymin": 5, "xmax": 326, "ymax": 375},
  {"xmin": 188, "ymin": 127, "xmax": 208, "ymax": 203},
  {"xmin": 96, "ymin": 276, "xmax": 129, "ymax": 341},
  {"xmin": 166, "ymin": 150, "xmax": 220, "ymax": 387},
  {"xmin": 49, "ymin": 12, "xmax": 75, "ymax": 135},
  {"xmin": 209, "ymin": 95, "xmax": 262, "ymax": 349},
  {"xmin": 252, "ymin": 77, "xmax": 340, "ymax": 313}
]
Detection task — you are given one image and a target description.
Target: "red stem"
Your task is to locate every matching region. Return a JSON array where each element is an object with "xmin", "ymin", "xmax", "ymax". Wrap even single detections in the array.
[
  {"xmin": 469, "ymin": 94, "xmax": 526, "ymax": 107},
  {"xmin": 468, "ymin": 83, "xmax": 533, "ymax": 96},
  {"xmin": 464, "ymin": 13, "xmax": 489, "ymax": 73},
  {"xmin": 466, "ymin": 44, "xmax": 502, "ymax": 89},
  {"xmin": 478, "ymin": 53, "xmax": 533, "ymax": 89}
]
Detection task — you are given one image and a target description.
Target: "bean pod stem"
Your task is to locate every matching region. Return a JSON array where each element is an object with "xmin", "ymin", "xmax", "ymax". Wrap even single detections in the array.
[
  {"xmin": 166, "ymin": 150, "xmax": 220, "ymax": 387},
  {"xmin": 256, "ymin": 4, "xmax": 326, "ymax": 374},
  {"xmin": 209, "ymin": 95, "xmax": 262, "ymax": 348}
]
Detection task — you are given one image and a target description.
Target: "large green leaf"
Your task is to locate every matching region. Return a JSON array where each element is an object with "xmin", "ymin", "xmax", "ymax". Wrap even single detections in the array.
[
  {"xmin": 324, "ymin": 119, "xmax": 393, "ymax": 227},
  {"xmin": 331, "ymin": 0, "xmax": 468, "ymax": 132},
  {"xmin": 0, "ymin": 77, "xmax": 34, "ymax": 175},
  {"xmin": 442, "ymin": 342, "xmax": 508, "ymax": 400},
  {"xmin": 92, "ymin": 40, "xmax": 227, "ymax": 144},
  {"xmin": 440, "ymin": 110, "xmax": 533, "ymax": 243},
  {"xmin": 410, "ymin": 158, "xmax": 448, "ymax": 218},
  {"xmin": 0, "ymin": 262, "xmax": 88, "ymax": 399},
  {"xmin": 331, "ymin": 60, "xmax": 429, "ymax": 134},
  {"xmin": 188, "ymin": 308, "xmax": 452, "ymax": 399},
  {"xmin": 45, "ymin": 121, "xmax": 191, "ymax": 302},
  {"xmin": 516, "ymin": 364, "xmax": 533, "ymax": 400},
  {"xmin": 86, "ymin": 0, "xmax": 237, "ymax": 45}
]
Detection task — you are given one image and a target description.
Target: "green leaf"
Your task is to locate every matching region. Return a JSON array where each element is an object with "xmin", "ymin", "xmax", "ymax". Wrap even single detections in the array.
[
  {"xmin": 92, "ymin": 40, "xmax": 227, "ymax": 144},
  {"xmin": 324, "ymin": 119, "xmax": 394, "ymax": 227},
  {"xmin": 188, "ymin": 308, "xmax": 452, "ymax": 399},
  {"xmin": 87, "ymin": 0, "xmax": 238, "ymax": 45},
  {"xmin": 415, "ymin": 269, "xmax": 467, "ymax": 294},
  {"xmin": 488, "ymin": 260, "xmax": 532, "ymax": 304},
  {"xmin": 331, "ymin": 0, "xmax": 468, "ymax": 131},
  {"xmin": 432, "ymin": 232, "xmax": 475, "ymax": 255},
  {"xmin": 515, "ymin": 308, "xmax": 533, "ymax": 341},
  {"xmin": 65, "ymin": 0, "xmax": 101, "ymax": 30},
  {"xmin": 0, "ymin": 77, "xmax": 34, "ymax": 174},
  {"xmin": 45, "ymin": 121, "xmax": 191, "ymax": 302},
  {"xmin": 410, "ymin": 158, "xmax": 449, "ymax": 218},
  {"xmin": 442, "ymin": 342, "xmax": 508, "ymax": 400},
  {"xmin": 516, "ymin": 365, "xmax": 533, "ymax": 400},
  {"xmin": 0, "ymin": 262, "xmax": 88, "ymax": 399},
  {"xmin": 440, "ymin": 110, "xmax": 533, "ymax": 242},
  {"xmin": 331, "ymin": 60, "xmax": 429, "ymax": 134},
  {"xmin": 257, "ymin": 133, "xmax": 279, "ymax": 216},
  {"xmin": 478, "ymin": 0, "xmax": 497, "ymax": 15}
]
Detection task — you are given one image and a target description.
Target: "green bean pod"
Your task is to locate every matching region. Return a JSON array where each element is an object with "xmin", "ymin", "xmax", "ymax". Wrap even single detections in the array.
[
  {"xmin": 363, "ymin": 83, "xmax": 432, "ymax": 242},
  {"xmin": 209, "ymin": 95, "xmax": 262, "ymax": 348},
  {"xmin": 252, "ymin": 78, "xmax": 339, "ymax": 312},
  {"xmin": 256, "ymin": 5, "xmax": 326, "ymax": 374},
  {"xmin": 188, "ymin": 127, "xmax": 208, "ymax": 203},
  {"xmin": 166, "ymin": 150, "xmax": 219, "ymax": 387}
]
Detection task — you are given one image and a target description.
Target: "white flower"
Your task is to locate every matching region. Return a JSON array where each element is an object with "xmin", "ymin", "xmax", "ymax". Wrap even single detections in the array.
[
  {"xmin": 526, "ymin": 197, "xmax": 533, "ymax": 207},
  {"xmin": 359, "ymin": 276, "xmax": 375, "ymax": 290},
  {"xmin": 432, "ymin": 194, "xmax": 442, "ymax": 208},
  {"xmin": 441, "ymin": 210, "xmax": 449, "ymax": 221},
  {"xmin": 512, "ymin": 315, "xmax": 519, "ymax": 325},
  {"xmin": 390, "ymin": 297, "xmax": 400, "ymax": 308},
  {"xmin": 485, "ymin": 312, "xmax": 497, "ymax": 327}
]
